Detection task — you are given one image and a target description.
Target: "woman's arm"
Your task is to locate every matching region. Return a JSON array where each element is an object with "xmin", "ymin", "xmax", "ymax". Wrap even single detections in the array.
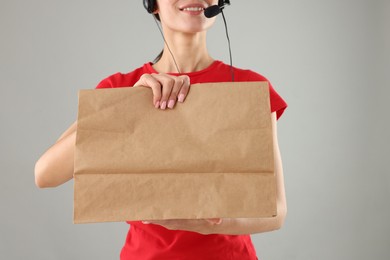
[
  {"xmin": 35, "ymin": 73, "xmax": 190, "ymax": 188},
  {"xmin": 215, "ymin": 111, "xmax": 287, "ymax": 235},
  {"xmin": 34, "ymin": 121, "xmax": 77, "ymax": 188},
  {"xmin": 145, "ymin": 112, "xmax": 287, "ymax": 235}
]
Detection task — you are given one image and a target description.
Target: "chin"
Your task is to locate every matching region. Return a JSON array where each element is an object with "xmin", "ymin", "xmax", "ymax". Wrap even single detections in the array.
[
  {"xmin": 178, "ymin": 22, "xmax": 215, "ymax": 34},
  {"xmin": 181, "ymin": 27, "xmax": 207, "ymax": 33}
]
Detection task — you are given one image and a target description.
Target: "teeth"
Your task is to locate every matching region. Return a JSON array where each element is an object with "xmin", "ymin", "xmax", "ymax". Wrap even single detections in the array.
[{"xmin": 182, "ymin": 7, "xmax": 204, "ymax": 11}]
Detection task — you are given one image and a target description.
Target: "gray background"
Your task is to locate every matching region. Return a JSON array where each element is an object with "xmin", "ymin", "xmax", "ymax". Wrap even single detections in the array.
[{"xmin": 1, "ymin": 0, "xmax": 389, "ymax": 259}]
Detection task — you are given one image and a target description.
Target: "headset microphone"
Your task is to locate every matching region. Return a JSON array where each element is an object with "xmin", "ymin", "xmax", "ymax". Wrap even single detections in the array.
[
  {"xmin": 204, "ymin": 5, "xmax": 221, "ymax": 18},
  {"xmin": 204, "ymin": 0, "xmax": 230, "ymax": 18}
]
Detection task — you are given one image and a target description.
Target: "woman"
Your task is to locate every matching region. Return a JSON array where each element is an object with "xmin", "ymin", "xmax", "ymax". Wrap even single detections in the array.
[{"xmin": 35, "ymin": 0, "xmax": 288, "ymax": 259}]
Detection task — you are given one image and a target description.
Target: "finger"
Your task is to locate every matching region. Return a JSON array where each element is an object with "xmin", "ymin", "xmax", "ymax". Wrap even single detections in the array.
[
  {"xmin": 205, "ymin": 218, "xmax": 222, "ymax": 225},
  {"xmin": 167, "ymin": 77, "xmax": 185, "ymax": 109},
  {"xmin": 142, "ymin": 219, "xmax": 183, "ymax": 226},
  {"xmin": 152, "ymin": 74, "xmax": 176, "ymax": 110},
  {"xmin": 142, "ymin": 219, "xmax": 172, "ymax": 228},
  {"xmin": 177, "ymin": 75, "xmax": 190, "ymax": 103},
  {"xmin": 134, "ymin": 74, "xmax": 162, "ymax": 108}
]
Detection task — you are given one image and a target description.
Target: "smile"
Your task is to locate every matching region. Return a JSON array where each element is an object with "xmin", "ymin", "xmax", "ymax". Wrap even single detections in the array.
[{"xmin": 181, "ymin": 7, "xmax": 204, "ymax": 12}]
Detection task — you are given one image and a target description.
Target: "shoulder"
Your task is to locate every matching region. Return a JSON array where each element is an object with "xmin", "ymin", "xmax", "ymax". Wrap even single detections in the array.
[
  {"xmin": 227, "ymin": 63, "xmax": 288, "ymax": 120},
  {"xmin": 214, "ymin": 61, "xmax": 269, "ymax": 82},
  {"xmin": 95, "ymin": 63, "xmax": 152, "ymax": 89},
  {"xmin": 234, "ymin": 66, "xmax": 269, "ymax": 82}
]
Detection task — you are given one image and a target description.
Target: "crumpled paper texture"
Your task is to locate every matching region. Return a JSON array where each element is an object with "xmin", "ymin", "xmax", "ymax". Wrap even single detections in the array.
[{"xmin": 74, "ymin": 82, "xmax": 276, "ymax": 223}]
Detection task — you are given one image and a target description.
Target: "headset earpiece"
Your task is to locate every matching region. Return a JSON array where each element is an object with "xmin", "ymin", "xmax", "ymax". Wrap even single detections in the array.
[{"xmin": 143, "ymin": 0, "xmax": 156, "ymax": 14}]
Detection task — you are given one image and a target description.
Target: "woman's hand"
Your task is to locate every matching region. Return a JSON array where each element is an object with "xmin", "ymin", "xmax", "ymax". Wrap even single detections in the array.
[
  {"xmin": 142, "ymin": 218, "xmax": 223, "ymax": 235},
  {"xmin": 142, "ymin": 216, "xmax": 286, "ymax": 236},
  {"xmin": 134, "ymin": 73, "xmax": 190, "ymax": 109}
]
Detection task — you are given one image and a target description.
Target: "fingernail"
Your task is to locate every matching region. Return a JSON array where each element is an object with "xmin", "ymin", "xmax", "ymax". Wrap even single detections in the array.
[
  {"xmin": 155, "ymin": 101, "xmax": 160, "ymax": 109},
  {"xmin": 178, "ymin": 94, "xmax": 185, "ymax": 103},
  {"xmin": 168, "ymin": 100, "xmax": 175, "ymax": 109},
  {"xmin": 160, "ymin": 101, "xmax": 167, "ymax": 110}
]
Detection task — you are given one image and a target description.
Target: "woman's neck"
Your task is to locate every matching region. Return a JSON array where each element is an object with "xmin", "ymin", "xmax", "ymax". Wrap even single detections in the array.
[{"xmin": 152, "ymin": 31, "xmax": 214, "ymax": 74}]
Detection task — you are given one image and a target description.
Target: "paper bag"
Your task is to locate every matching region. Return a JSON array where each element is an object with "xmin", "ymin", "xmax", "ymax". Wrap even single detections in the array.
[{"xmin": 74, "ymin": 81, "xmax": 276, "ymax": 224}]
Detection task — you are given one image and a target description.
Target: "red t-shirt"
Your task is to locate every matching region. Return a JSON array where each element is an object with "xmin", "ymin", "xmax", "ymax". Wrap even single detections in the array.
[{"xmin": 96, "ymin": 60, "xmax": 287, "ymax": 260}]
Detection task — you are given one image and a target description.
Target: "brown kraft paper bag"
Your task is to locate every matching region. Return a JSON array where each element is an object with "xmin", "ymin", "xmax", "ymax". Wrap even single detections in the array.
[{"xmin": 73, "ymin": 81, "xmax": 276, "ymax": 224}]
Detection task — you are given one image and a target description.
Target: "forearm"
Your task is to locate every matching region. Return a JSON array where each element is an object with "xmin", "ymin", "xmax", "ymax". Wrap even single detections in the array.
[
  {"xmin": 148, "ymin": 113, "xmax": 288, "ymax": 235},
  {"xmin": 146, "ymin": 208, "xmax": 286, "ymax": 236},
  {"xmin": 35, "ymin": 122, "xmax": 77, "ymax": 188},
  {"xmin": 209, "ymin": 113, "xmax": 287, "ymax": 235},
  {"xmin": 210, "ymin": 211, "xmax": 286, "ymax": 235},
  {"xmin": 210, "ymin": 113, "xmax": 287, "ymax": 235}
]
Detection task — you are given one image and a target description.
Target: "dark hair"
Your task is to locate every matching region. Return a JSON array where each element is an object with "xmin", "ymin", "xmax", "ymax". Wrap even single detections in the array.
[
  {"xmin": 153, "ymin": 50, "xmax": 163, "ymax": 63},
  {"xmin": 144, "ymin": 0, "xmax": 162, "ymax": 62}
]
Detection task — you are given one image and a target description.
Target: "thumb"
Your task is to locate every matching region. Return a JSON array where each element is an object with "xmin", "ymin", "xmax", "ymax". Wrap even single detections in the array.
[{"xmin": 205, "ymin": 218, "xmax": 222, "ymax": 225}]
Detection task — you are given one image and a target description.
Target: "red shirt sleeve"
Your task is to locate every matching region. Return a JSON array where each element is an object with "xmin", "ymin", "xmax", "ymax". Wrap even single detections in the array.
[
  {"xmin": 95, "ymin": 73, "xmax": 122, "ymax": 89},
  {"xmin": 95, "ymin": 66, "xmax": 147, "ymax": 89},
  {"xmin": 246, "ymin": 70, "xmax": 287, "ymax": 120}
]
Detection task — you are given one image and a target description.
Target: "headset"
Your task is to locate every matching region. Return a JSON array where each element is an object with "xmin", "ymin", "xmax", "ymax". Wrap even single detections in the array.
[
  {"xmin": 142, "ymin": 0, "xmax": 234, "ymax": 81},
  {"xmin": 143, "ymin": 0, "xmax": 156, "ymax": 14},
  {"xmin": 143, "ymin": 0, "xmax": 230, "ymax": 15}
]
